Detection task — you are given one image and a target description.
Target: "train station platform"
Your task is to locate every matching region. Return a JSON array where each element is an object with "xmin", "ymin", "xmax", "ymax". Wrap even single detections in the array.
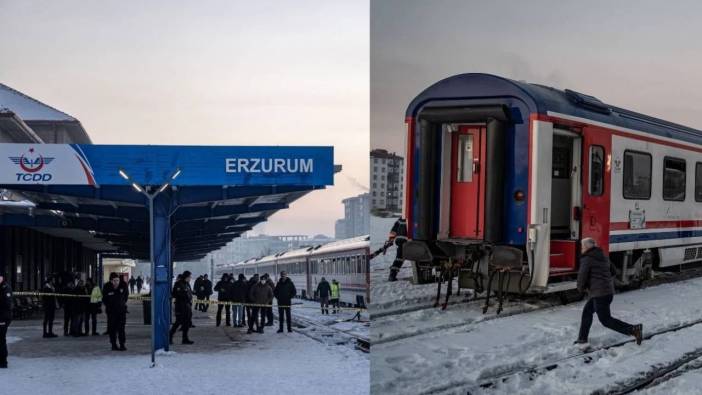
[{"xmin": 4, "ymin": 300, "xmax": 369, "ymax": 395}]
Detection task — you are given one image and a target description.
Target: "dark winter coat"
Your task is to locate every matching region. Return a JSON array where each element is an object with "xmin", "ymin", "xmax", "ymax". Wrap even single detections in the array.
[
  {"xmin": 136, "ymin": 277, "xmax": 144, "ymax": 287},
  {"xmin": 246, "ymin": 278, "xmax": 258, "ymax": 302},
  {"xmin": 274, "ymin": 278, "xmax": 297, "ymax": 306},
  {"xmin": 231, "ymin": 279, "xmax": 247, "ymax": 303},
  {"xmin": 42, "ymin": 282, "xmax": 58, "ymax": 311},
  {"xmin": 577, "ymin": 247, "xmax": 616, "ymax": 298},
  {"xmin": 102, "ymin": 282, "xmax": 128, "ymax": 316},
  {"xmin": 203, "ymin": 279, "xmax": 213, "ymax": 296},
  {"xmin": 0, "ymin": 281, "xmax": 12, "ymax": 323},
  {"xmin": 317, "ymin": 280, "xmax": 332, "ymax": 299},
  {"xmin": 194, "ymin": 277, "xmax": 204, "ymax": 296},
  {"xmin": 214, "ymin": 279, "xmax": 232, "ymax": 301},
  {"xmin": 249, "ymin": 282, "xmax": 273, "ymax": 305},
  {"xmin": 128, "ymin": 277, "xmax": 136, "ymax": 287},
  {"xmin": 172, "ymin": 279, "xmax": 193, "ymax": 317}
]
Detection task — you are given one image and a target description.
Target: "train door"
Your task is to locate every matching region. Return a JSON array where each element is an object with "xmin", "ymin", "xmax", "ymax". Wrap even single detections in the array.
[
  {"xmin": 581, "ymin": 127, "xmax": 611, "ymax": 254},
  {"xmin": 449, "ymin": 126, "xmax": 486, "ymax": 238},
  {"xmin": 549, "ymin": 129, "xmax": 582, "ymax": 272}
]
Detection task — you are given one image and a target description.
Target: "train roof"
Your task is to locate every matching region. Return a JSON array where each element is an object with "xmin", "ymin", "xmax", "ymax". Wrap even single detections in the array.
[
  {"xmin": 311, "ymin": 235, "xmax": 370, "ymax": 256},
  {"xmin": 406, "ymin": 73, "xmax": 702, "ymax": 147}
]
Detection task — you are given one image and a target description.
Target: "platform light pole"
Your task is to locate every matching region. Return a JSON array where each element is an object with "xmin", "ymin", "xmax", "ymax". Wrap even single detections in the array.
[{"xmin": 119, "ymin": 167, "xmax": 181, "ymax": 366}]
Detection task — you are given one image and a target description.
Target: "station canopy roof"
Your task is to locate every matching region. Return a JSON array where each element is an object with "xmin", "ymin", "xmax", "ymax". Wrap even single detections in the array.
[{"xmin": 0, "ymin": 143, "xmax": 335, "ymax": 261}]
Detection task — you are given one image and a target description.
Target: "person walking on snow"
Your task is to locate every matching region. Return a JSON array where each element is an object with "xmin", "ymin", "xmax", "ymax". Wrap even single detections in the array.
[
  {"xmin": 317, "ymin": 277, "xmax": 331, "ymax": 315},
  {"xmin": 575, "ymin": 238, "xmax": 643, "ymax": 346}
]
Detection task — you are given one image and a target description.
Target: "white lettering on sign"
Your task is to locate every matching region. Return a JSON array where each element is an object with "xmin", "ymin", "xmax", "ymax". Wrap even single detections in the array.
[{"xmin": 225, "ymin": 158, "xmax": 314, "ymax": 174}]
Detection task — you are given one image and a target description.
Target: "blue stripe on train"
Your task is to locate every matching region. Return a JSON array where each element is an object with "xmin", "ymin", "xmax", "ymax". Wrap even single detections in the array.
[{"xmin": 610, "ymin": 230, "xmax": 702, "ymax": 244}]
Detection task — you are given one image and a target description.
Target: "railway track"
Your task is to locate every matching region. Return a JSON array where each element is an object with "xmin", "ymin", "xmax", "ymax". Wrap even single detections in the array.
[
  {"xmin": 373, "ymin": 266, "xmax": 702, "ymax": 348},
  {"xmin": 275, "ymin": 310, "xmax": 370, "ymax": 353},
  {"xmin": 420, "ymin": 317, "xmax": 702, "ymax": 395},
  {"xmin": 372, "ymin": 296, "xmax": 559, "ymax": 346}
]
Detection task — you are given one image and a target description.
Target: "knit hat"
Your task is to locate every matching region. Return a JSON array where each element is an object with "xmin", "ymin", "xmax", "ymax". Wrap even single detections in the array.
[{"xmin": 182, "ymin": 270, "xmax": 192, "ymax": 278}]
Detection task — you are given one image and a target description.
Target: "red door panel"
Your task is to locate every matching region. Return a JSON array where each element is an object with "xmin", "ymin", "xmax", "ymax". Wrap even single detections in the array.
[
  {"xmin": 581, "ymin": 127, "xmax": 612, "ymax": 254},
  {"xmin": 450, "ymin": 126, "xmax": 486, "ymax": 238}
]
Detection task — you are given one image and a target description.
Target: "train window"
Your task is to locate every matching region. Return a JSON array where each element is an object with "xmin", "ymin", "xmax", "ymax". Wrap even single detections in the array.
[
  {"xmin": 623, "ymin": 150, "xmax": 652, "ymax": 200},
  {"xmin": 663, "ymin": 157, "xmax": 686, "ymax": 201},
  {"xmin": 697, "ymin": 163, "xmax": 702, "ymax": 202},
  {"xmin": 589, "ymin": 145, "xmax": 604, "ymax": 196},
  {"xmin": 457, "ymin": 134, "xmax": 473, "ymax": 182}
]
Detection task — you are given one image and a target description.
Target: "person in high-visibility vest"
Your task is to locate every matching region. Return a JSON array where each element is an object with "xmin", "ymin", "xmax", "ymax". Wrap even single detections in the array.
[{"xmin": 330, "ymin": 279, "xmax": 341, "ymax": 314}]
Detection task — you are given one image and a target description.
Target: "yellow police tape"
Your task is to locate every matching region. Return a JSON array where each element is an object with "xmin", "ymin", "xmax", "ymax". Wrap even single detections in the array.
[{"xmin": 12, "ymin": 291, "xmax": 367, "ymax": 312}]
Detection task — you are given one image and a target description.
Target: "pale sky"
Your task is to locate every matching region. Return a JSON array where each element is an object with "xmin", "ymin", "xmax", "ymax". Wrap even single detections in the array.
[
  {"xmin": 372, "ymin": 0, "xmax": 702, "ymax": 154},
  {"xmin": 0, "ymin": 0, "xmax": 369, "ymax": 237}
]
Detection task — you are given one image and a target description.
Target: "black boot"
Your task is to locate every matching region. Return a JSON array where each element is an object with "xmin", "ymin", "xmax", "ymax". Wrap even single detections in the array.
[
  {"xmin": 632, "ymin": 324, "xmax": 643, "ymax": 345},
  {"xmin": 182, "ymin": 339, "xmax": 194, "ymax": 345},
  {"xmin": 388, "ymin": 267, "xmax": 399, "ymax": 282}
]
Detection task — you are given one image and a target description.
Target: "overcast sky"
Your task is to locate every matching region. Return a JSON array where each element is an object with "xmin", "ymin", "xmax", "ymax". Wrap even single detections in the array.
[
  {"xmin": 371, "ymin": 0, "xmax": 702, "ymax": 154},
  {"xmin": 0, "ymin": 0, "xmax": 369, "ymax": 237}
]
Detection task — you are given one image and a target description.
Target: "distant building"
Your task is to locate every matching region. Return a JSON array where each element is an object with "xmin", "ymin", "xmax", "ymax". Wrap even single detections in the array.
[
  {"xmin": 370, "ymin": 149, "xmax": 404, "ymax": 213},
  {"xmin": 341, "ymin": 193, "xmax": 370, "ymax": 238},
  {"xmin": 335, "ymin": 219, "xmax": 347, "ymax": 239}
]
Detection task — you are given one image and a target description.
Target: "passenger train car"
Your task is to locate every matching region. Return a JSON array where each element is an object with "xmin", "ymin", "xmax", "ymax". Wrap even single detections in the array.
[
  {"xmin": 216, "ymin": 235, "xmax": 370, "ymax": 306},
  {"xmin": 401, "ymin": 73, "xmax": 702, "ymax": 295}
]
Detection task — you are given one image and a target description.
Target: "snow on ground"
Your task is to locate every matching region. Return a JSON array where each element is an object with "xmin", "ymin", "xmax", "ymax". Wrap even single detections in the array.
[
  {"xmin": 369, "ymin": 215, "xmax": 702, "ymax": 394},
  {"xmin": 371, "ymin": 274, "xmax": 702, "ymax": 394},
  {"xmin": 4, "ymin": 301, "xmax": 368, "ymax": 395},
  {"xmin": 4, "ymin": 336, "xmax": 368, "ymax": 395}
]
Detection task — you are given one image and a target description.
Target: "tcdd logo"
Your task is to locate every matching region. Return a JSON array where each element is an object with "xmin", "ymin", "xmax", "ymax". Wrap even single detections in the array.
[{"xmin": 10, "ymin": 147, "xmax": 54, "ymax": 182}]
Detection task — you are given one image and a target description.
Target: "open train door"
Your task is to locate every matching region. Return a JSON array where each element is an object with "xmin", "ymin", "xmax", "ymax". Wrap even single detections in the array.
[
  {"xmin": 449, "ymin": 126, "xmax": 486, "ymax": 238},
  {"xmin": 580, "ymin": 127, "xmax": 611, "ymax": 254}
]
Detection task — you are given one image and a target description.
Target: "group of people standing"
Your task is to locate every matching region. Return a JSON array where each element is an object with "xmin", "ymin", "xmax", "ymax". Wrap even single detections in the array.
[
  {"xmin": 315, "ymin": 277, "xmax": 341, "ymax": 314},
  {"xmin": 41, "ymin": 274, "xmax": 103, "ymax": 338},
  {"xmin": 127, "ymin": 275, "xmax": 145, "ymax": 294},
  {"xmin": 211, "ymin": 271, "xmax": 296, "ymax": 334}
]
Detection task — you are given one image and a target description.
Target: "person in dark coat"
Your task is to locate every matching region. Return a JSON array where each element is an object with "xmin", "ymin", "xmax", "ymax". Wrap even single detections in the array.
[
  {"xmin": 263, "ymin": 274, "xmax": 275, "ymax": 326},
  {"xmin": 387, "ymin": 217, "xmax": 408, "ymax": 281},
  {"xmin": 248, "ymin": 276, "xmax": 273, "ymax": 334},
  {"xmin": 128, "ymin": 276, "xmax": 136, "ymax": 294},
  {"xmin": 274, "ymin": 271, "xmax": 296, "ymax": 333},
  {"xmin": 71, "ymin": 279, "xmax": 87, "ymax": 337},
  {"xmin": 214, "ymin": 274, "xmax": 232, "ymax": 327},
  {"xmin": 42, "ymin": 276, "xmax": 58, "ymax": 338},
  {"xmin": 62, "ymin": 278, "xmax": 75, "ymax": 336},
  {"xmin": 245, "ymin": 274, "xmax": 259, "ymax": 327},
  {"xmin": 317, "ymin": 277, "xmax": 332, "ymax": 315},
  {"xmin": 102, "ymin": 272, "xmax": 128, "ymax": 351},
  {"xmin": 193, "ymin": 275, "xmax": 204, "ymax": 312},
  {"xmin": 169, "ymin": 271, "xmax": 194, "ymax": 344},
  {"xmin": 0, "ymin": 272, "xmax": 12, "ymax": 368},
  {"xmin": 202, "ymin": 274, "xmax": 213, "ymax": 312},
  {"xmin": 136, "ymin": 276, "xmax": 144, "ymax": 294},
  {"xmin": 575, "ymin": 238, "xmax": 643, "ymax": 345},
  {"xmin": 231, "ymin": 274, "xmax": 247, "ymax": 327}
]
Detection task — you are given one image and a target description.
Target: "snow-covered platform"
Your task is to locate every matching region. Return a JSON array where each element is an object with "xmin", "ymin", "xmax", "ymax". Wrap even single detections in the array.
[{"xmin": 3, "ymin": 301, "xmax": 369, "ymax": 395}]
